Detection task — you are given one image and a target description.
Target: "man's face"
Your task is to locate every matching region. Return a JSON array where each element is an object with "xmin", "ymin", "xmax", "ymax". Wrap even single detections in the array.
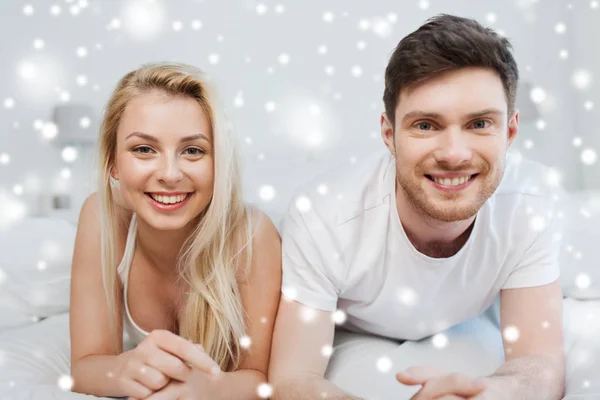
[{"xmin": 381, "ymin": 67, "xmax": 519, "ymax": 222}]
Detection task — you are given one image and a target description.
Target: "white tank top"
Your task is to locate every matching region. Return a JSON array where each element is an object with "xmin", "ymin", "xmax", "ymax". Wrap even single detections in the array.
[{"xmin": 116, "ymin": 213, "xmax": 149, "ymax": 347}]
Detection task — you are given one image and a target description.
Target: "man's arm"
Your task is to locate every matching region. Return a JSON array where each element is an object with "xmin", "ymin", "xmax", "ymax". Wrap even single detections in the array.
[
  {"xmin": 483, "ymin": 280, "xmax": 565, "ymax": 399},
  {"xmin": 268, "ymin": 298, "xmax": 363, "ymax": 400}
]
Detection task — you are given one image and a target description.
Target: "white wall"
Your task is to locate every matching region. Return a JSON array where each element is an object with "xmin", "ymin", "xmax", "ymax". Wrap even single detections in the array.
[{"xmin": 0, "ymin": 0, "xmax": 597, "ymax": 223}]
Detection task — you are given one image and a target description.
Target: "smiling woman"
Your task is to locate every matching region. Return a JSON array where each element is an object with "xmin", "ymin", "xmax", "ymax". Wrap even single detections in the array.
[{"xmin": 68, "ymin": 63, "xmax": 282, "ymax": 399}]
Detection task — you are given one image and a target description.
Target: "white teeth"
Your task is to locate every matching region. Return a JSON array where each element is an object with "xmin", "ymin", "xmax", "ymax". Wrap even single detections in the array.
[
  {"xmin": 150, "ymin": 193, "xmax": 188, "ymax": 204},
  {"xmin": 432, "ymin": 175, "xmax": 471, "ymax": 187}
]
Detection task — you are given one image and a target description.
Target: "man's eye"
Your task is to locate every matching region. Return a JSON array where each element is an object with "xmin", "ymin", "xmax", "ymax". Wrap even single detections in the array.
[
  {"xmin": 416, "ymin": 122, "xmax": 432, "ymax": 130},
  {"xmin": 472, "ymin": 120, "xmax": 489, "ymax": 129}
]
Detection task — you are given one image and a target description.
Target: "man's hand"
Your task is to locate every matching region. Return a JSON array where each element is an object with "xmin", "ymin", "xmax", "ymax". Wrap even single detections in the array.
[{"xmin": 396, "ymin": 366, "xmax": 488, "ymax": 400}]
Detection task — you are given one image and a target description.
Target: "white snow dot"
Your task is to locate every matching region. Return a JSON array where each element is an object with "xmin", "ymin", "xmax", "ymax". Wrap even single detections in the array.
[
  {"xmin": 23, "ymin": 4, "xmax": 34, "ymax": 15},
  {"xmin": 503, "ymin": 325, "xmax": 520, "ymax": 343},
  {"xmin": 33, "ymin": 39, "xmax": 45, "ymax": 50},
  {"xmin": 536, "ymin": 119, "xmax": 546, "ymax": 130},
  {"xmin": 555, "ymin": 22, "xmax": 566, "ymax": 34},
  {"xmin": 76, "ymin": 75, "xmax": 88, "ymax": 86},
  {"xmin": 60, "ymin": 91, "xmax": 71, "ymax": 102},
  {"xmin": 57, "ymin": 375, "xmax": 73, "ymax": 391},
  {"xmin": 34, "ymin": 119, "xmax": 44, "ymax": 130},
  {"xmin": 323, "ymin": 11, "xmax": 335, "ymax": 23},
  {"xmin": 317, "ymin": 184, "xmax": 329, "ymax": 195},
  {"xmin": 191, "ymin": 20, "xmax": 203, "ymax": 30},
  {"xmin": 351, "ymin": 65, "xmax": 363, "ymax": 77},
  {"xmin": 419, "ymin": 0, "xmax": 430, "ymax": 9},
  {"xmin": 300, "ymin": 306, "xmax": 316, "ymax": 323},
  {"xmin": 275, "ymin": 4, "xmax": 284, "ymax": 13},
  {"xmin": 583, "ymin": 380, "xmax": 591, "ymax": 388},
  {"xmin": 240, "ymin": 335, "xmax": 252, "ymax": 349},
  {"xmin": 61, "ymin": 168, "xmax": 72, "ymax": 179},
  {"xmin": 592, "ymin": 0, "xmax": 599, "ymax": 9},
  {"xmin": 208, "ymin": 53, "xmax": 220, "ymax": 65},
  {"xmin": 256, "ymin": 3, "xmax": 268, "ymax": 15},
  {"xmin": 265, "ymin": 101, "xmax": 276, "ymax": 112},
  {"xmin": 76, "ymin": 47, "xmax": 87, "ymax": 58},
  {"xmin": 13, "ymin": 185, "xmax": 24, "ymax": 195},
  {"xmin": 321, "ymin": 345, "xmax": 333, "ymax": 357},
  {"xmin": 318, "ymin": 45, "xmax": 328, "ymax": 54},
  {"xmin": 50, "ymin": 4, "xmax": 62, "ymax": 15},
  {"xmin": 575, "ymin": 273, "xmax": 591, "ymax": 289},
  {"xmin": 282, "ymin": 286, "xmax": 297, "ymax": 301},
  {"xmin": 524, "ymin": 139, "xmax": 534, "ymax": 149},
  {"xmin": 542, "ymin": 321, "xmax": 550, "ymax": 329},
  {"xmin": 42, "ymin": 122, "xmax": 59, "ymax": 139},
  {"xmin": 19, "ymin": 61, "xmax": 37, "ymax": 80},
  {"xmin": 397, "ymin": 286, "xmax": 418, "ymax": 307},
  {"xmin": 172, "ymin": 21, "xmax": 183, "ymax": 31},
  {"xmin": 4, "ymin": 98, "xmax": 15, "ymax": 109},
  {"xmin": 432, "ymin": 333, "xmax": 449, "ymax": 349},
  {"xmin": 332, "ymin": 310, "xmax": 347, "ymax": 324},
  {"xmin": 357, "ymin": 40, "xmax": 367, "ymax": 50},
  {"xmin": 278, "ymin": 53, "xmax": 290, "ymax": 65},
  {"xmin": 358, "ymin": 19, "xmax": 371, "ymax": 31},
  {"xmin": 573, "ymin": 137, "xmax": 583, "ymax": 147},
  {"xmin": 233, "ymin": 92, "xmax": 244, "ymax": 108},
  {"xmin": 559, "ymin": 49, "xmax": 569, "ymax": 59},
  {"xmin": 572, "ymin": 70, "xmax": 592, "ymax": 90},
  {"xmin": 486, "ymin": 12, "xmax": 497, "ymax": 24},
  {"xmin": 530, "ymin": 87, "xmax": 547, "ymax": 104},
  {"xmin": 387, "ymin": 12, "xmax": 398, "ymax": 23},
  {"xmin": 324, "ymin": 65, "xmax": 335, "ymax": 76},
  {"xmin": 80, "ymin": 117, "xmax": 91, "ymax": 128},
  {"xmin": 372, "ymin": 18, "xmax": 392, "ymax": 38},
  {"xmin": 581, "ymin": 148, "xmax": 597, "ymax": 165},
  {"xmin": 584, "ymin": 101, "xmax": 594, "ymax": 111},
  {"xmin": 258, "ymin": 185, "xmax": 276, "ymax": 202},
  {"xmin": 309, "ymin": 104, "xmax": 321, "ymax": 116},
  {"xmin": 69, "ymin": 5, "xmax": 81, "ymax": 15},
  {"xmin": 530, "ymin": 216, "xmax": 547, "ymax": 232},
  {"xmin": 257, "ymin": 383, "xmax": 273, "ymax": 398},
  {"xmin": 545, "ymin": 169, "xmax": 561, "ymax": 187},
  {"xmin": 295, "ymin": 196, "xmax": 312, "ymax": 213},
  {"xmin": 62, "ymin": 146, "xmax": 79, "ymax": 163},
  {"xmin": 37, "ymin": 260, "xmax": 47, "ymax": 271},
  {"xmin": 376, "ymin": 356, "xmax": 393, "ymax": 373}
]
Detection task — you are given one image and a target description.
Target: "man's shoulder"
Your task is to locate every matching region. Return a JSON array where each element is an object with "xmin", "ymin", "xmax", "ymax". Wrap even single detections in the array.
[{"xmin": 291, "ymin": 150, "xmax": 395, "ymax": 227}]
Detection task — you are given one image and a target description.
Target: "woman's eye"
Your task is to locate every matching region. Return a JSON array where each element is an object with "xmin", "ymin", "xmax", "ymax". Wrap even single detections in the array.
[
  {"xmin": 133, "ymin": 146, "xmax": 154, "ymax": 154},
  {"xmin": 472, "ymin": 120, "xmax": 489, "ymax": 129},
  {"xmin": 184, "ymin": 147, "xmax": 205, "ymax": 156}
]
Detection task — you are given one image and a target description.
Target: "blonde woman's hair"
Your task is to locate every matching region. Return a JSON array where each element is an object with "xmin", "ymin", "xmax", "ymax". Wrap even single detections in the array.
[{"xmin": 98, "ymin": 62, "xmax": 253, "ymax": 371}]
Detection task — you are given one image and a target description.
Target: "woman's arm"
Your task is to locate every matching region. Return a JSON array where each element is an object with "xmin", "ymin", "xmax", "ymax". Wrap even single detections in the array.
[{"xmin": 69, "ymin": 192, "xmax": 130, "ymax": 397}]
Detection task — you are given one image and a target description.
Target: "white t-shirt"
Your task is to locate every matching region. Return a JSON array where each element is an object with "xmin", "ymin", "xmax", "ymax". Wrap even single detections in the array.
[{"xmin": 281, "ymin": 150, "xmax": 562, "ymax": 341}]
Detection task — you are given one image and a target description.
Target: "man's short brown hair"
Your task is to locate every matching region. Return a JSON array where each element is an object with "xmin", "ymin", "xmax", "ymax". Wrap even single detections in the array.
[{"xmin": 383, "ymin": 14, "xmax": 519, "ymax": 126}]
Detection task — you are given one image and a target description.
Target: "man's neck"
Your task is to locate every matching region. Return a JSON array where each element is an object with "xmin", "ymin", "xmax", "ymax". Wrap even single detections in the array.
[{"xmin": 395, "ymin": 185, "xmax": 476, "ymax": 258}]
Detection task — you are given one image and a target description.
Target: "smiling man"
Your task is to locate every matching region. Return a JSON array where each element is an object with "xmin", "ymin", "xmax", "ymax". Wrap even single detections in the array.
[{"xmin": 269, "ymin": 14, "xmax": 565, "ymax": 400}]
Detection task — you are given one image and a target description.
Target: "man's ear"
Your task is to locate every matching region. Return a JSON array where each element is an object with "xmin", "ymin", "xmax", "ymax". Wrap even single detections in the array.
[
  {"xmin": 381, "ymin": 112, "xmax": 395, "ymax": 157},
  {"xmin": 507, "ymin": 109, "xmax": 519, "ymax": 147}
]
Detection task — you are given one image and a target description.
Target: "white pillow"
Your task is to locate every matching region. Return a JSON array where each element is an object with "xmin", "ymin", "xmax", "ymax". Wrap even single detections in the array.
[
  {"xmin": 559, "ymin": 190, "xmax": 600, "ymax": 300},
  {"xmin": 0, "ymin": 217, "xmax": 76, "ymax": 329}
]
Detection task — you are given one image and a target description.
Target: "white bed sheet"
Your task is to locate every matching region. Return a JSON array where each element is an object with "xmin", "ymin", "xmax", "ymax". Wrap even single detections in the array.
[{"xmin": 0, "ymin": 299, "xmax": 598, "ymax": 399}]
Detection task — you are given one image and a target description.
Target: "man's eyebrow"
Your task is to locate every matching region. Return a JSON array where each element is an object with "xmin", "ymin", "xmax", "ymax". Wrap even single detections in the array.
[
  {"xmin": 401, "ymin": 108, "xmax": 504, "ymax": 123},
  {"xmin": 125, "ymin": 132, "xmax": 210, "ymax": 143}
]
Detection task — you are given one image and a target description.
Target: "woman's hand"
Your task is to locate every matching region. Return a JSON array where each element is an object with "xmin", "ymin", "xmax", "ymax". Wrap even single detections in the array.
[
  {"xmin": 113, "ymin": 329, "xmax": 221, "ymax": 399},
  {"xmin": 144, "ymin": 364, "xmax": 222, "ymax": 400}
]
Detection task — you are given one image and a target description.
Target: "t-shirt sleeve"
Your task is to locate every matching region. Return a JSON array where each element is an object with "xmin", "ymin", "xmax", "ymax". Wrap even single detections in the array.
[
  {"xmin": 280, "ymin": 195, "xmax": 340, "ymax": 312},
  {"xmin": 502, "ymin": 210, "xmax": 562, "ymax": 290}
]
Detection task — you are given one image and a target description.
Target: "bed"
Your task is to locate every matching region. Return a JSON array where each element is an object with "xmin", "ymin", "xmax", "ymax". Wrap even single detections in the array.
[{"xmin": 0, "ymin": 189, "xmax": 599, "ymax": 399}]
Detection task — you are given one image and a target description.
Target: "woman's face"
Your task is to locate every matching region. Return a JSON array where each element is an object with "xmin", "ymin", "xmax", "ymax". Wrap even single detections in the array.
[{"xmin": 112, "ymin": 90, "xmax": 215, "ymax": 231}]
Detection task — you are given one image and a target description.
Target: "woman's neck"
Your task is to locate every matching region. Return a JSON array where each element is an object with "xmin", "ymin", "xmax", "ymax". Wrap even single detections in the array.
[{"xmin": 135, "ymin": 216, "xmax": 197, "ymax": 277}]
